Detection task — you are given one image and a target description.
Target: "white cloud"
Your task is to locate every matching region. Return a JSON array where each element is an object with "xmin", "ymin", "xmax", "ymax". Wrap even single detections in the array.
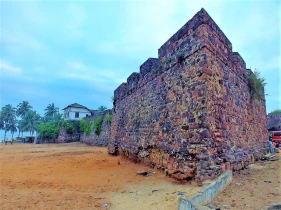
[
  {"xmin": 0, "ymin": 61, "xmax": 22, "ymax": 75},
  {"xmin": 1, "ymin": 30, "xmax": 47, "ymax": 56},
  {"xmin": 0, "ymin": 60, "xmax": 53, "ymax": 84},
  {"xmin": 63, "ymin": 61, "xmax": 125, "ymax": 89}
]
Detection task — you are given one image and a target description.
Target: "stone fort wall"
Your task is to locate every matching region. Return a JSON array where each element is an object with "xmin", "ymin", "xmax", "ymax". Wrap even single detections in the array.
[
  {"xmin": 267, "ymin": 112, "xmax": 281, "ymax": 131},
  {"xmin": 108, "ymin": 8, "xmax": 268, "ymax": 181},
  {"xmin": 80, "ymin": 109, "xmax": 112, "ymax": 146}
]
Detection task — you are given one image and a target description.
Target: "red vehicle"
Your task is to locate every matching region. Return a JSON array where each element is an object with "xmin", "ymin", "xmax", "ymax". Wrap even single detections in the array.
[{"xmin": 269, "ymin": 131, "xmax": 281, "ymax": 143}]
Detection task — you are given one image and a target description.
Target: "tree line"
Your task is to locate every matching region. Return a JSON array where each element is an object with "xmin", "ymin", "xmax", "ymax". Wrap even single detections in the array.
[
  {"xmin": 0, "ymin": 101, "xmax": 61, "ymax": 140},
  {"xmin": 0, "ymin": 102, "xmax": 110, "ymax": 141}
]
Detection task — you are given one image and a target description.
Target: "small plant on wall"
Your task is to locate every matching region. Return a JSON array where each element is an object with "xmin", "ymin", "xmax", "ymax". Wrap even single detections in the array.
[
  {"xmin": 79, "ymin": 119, "xmax": 91, "ymax": 136},
  {"xmin": 92, "ymin": 117, "xmax": 103, "ymax": 136},
  {"xmin": 247, "ymin": 69, "xmax": 267, "ymax": 101},
  {"xmin": 176, "ymin": 51, "xmax": 185, "ymax": 64},
  {"xmin": 105, "ymin": 113, "xmax": 112, "ymax": 125}
]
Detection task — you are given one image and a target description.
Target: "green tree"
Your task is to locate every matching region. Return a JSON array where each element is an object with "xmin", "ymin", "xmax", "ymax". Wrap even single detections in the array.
[
  {"xmin": 41, "ymin": 115, "xmax": 53, "ymax": 123},
  {"xmin": 98, "ymin": 106, "xmax": 107, "ymax": 112},
  {"xmin": 53, "ymin": 112, "xmax": 63, "ymax": 124},
  {"xmin": 17, "ymin": 120, "xmax": 25, "ymax": 137},
  {"xmin": 44, "ymin": 103, "xmax": 59, "ymax": 117},
  {"xmin": 0, "ymin": 114, "xmax": 4, "ymax": 131},
  {"xmin": 61, "ymin": 120, "xmax": 74, "ymax": 134},
  {"xmin": 41, "ymin": 112, "xmax": 62, "ymax": 124},
  {"xmin": 16, "ymin": 101, "xmax": 33, "ymax": 118},
  {"xmin": 1, "ymin": 104, "xmax": 17, "ymax": 140},
  {"xmin": 269, "ymin": 109, "xmax": 281, "ymax": 115},
  {"xmin": 38, "ymin": 122, "xmax": 60, "ymax": 139},
  {"xmin": 8, "ymin": 118, "xmax": 17, "ymax": 138},
  {"xmin": 22, "ymin": 110, "xmax": 41, "ymax": 135}
]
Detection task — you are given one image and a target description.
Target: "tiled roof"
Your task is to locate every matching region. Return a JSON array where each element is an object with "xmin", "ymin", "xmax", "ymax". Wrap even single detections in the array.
[{"xmin": 62, "ymin": 103, "xmax": 91, "ymax": 111}]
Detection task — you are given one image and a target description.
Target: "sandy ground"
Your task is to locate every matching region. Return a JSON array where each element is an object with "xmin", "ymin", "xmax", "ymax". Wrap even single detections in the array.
[
  {"xmin": 211, "ymin": 153, "xmax": 281, "ymax": 210},
  {"xmin": 0, "ymin": 143, "xmax": 200, "ymax": 210}
]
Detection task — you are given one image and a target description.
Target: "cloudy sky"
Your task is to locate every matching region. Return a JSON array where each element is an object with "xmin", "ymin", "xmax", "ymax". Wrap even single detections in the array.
[{"xmin": 1, "ymin": 0, "xmax": 280, "ymax": 117}]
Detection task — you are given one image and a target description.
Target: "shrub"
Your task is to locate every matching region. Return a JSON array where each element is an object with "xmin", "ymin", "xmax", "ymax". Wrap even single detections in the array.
[
  {"xmin": 80, "ymin": 119, "xmax": 91, "ymax": 136},
  {"xmin": 92, "ymin": 117, "xmax": 103, "ymax": 136},
  {"xmin": 269, "ymin": 109, "xmax": 281, "ymax": 115},
  {"xmin": 61, "ymin": 120, "xmax": 74, "ymax": 134},
  {"xmin": 247, "ymin": 69, "xmax": 266, "ymax": 101},
  {"xmin": 38, "ymin": 122, "xmax": 60, "ymax": 139}
]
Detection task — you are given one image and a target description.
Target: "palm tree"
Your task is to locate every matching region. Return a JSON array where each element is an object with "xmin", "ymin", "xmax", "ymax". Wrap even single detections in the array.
[
  {"xmin": 44, "ymin": 103, "xmax": 59, "ymax": 117},
  {"xmin": 98, "ymin": 106, "xmax": 107, "ymax": 112},
  {"xmin": 0, "ymin": 113, "xmax": 4, "ymax": 141},
  {"xmin": 16, "ymin": 101, "xmax": 33, "ymax": 117},
  {"xmin": 53, "ymin": 112, "xmax": 63, "ymax": 125},
  {"xmin": 8, "ymin": 118, "xmax": 17, "ymax": 138},
  {"xmin": 1, "ymin": 104, "xmax": 17, "ymax": 140},
  {"xmin": 41, "ymin": 116, "xmax": 52, "ymax": 123},
  {"xmin": 22, "ymin": 110, "xmax": 41, "ymax": 135},
  {"xmin": 17, "ymin": 120, "xmax": 24, "ymax": 137},
  {"xmin": 18, "ymin": 120, "xmax": 28, "ymax": 137},
  {"xmin": 0, "ymin": 113, "xmax": 4, "ymax": 130}
]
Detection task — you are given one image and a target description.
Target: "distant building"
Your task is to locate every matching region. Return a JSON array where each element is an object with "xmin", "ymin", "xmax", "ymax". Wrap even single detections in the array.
[{"xmin": 62, "ymin": 103, "xmax": 92, "ymax": 120}]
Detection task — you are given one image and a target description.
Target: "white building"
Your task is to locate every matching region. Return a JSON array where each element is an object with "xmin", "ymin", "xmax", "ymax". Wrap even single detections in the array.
[{"xmin": 62, "ymin": 103, "xmax": 92, "ymax": 120}]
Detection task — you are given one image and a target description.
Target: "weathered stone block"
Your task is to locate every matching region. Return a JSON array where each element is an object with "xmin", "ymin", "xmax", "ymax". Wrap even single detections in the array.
[
  {"xmin": 140, "ymin": 58, "xmax": 160, "ymax": 76},
  {"xmin": 114, "ymin": 83, "xmax": 127, "ymax": 101},
  {"xmin": 127, "ymin": 72, "xmax": 140, "ymax": 94}
]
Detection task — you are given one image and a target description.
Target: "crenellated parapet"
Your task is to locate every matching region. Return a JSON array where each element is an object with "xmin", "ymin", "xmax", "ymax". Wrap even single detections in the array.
[
  {"xmin": 114, "ymin": 58, "xmax": 162, "ymax": 103},
  {"xmin": 140, "ymin": 58, "xmax": 160, "ymax": 76},
  {"xmin": 232, "ymin": 52, "xmax": 247, "ymax": 82},
  {"xmin": 114, "ymin": 8, "xmax": 251, "ymax": 104},
  {"xmin": 114, "ymin": 83, "xmax": 127, "ymax": 101},
  {"xmin": 138, "ymin": 58, "xmax": 161, "ymax": 88},
  {"xmin": 126, "ymin": 72, "xmax": 140, "ymax": 95}
]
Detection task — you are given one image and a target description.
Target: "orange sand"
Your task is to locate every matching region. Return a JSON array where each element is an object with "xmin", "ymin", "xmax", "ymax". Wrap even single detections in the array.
[
  {"xmin": 0, "ymin": 143, "xmax": 200, "ymax": 210},
  {"xmin": 211, "ymin": 153, "xmax": 281, "ymax": 209}
]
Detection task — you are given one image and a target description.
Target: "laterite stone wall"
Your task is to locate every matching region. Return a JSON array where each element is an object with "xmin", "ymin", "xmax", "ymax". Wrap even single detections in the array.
[
  {"xmin": 80, "ymin": 110, "xmax": 112, "ymax": 146},
  {"xmin": 109, "ymin": 8, "xmax": 268, "ymax": 181}
]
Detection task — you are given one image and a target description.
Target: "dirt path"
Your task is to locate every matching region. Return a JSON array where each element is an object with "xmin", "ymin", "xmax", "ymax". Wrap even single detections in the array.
[
  {"xmin": 0, "ymin": 143, "xmax": 200, "ymax": 210},
  {"xmin": 211, "ymin": 153, "xmax": 281, "ymax": 210}
]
